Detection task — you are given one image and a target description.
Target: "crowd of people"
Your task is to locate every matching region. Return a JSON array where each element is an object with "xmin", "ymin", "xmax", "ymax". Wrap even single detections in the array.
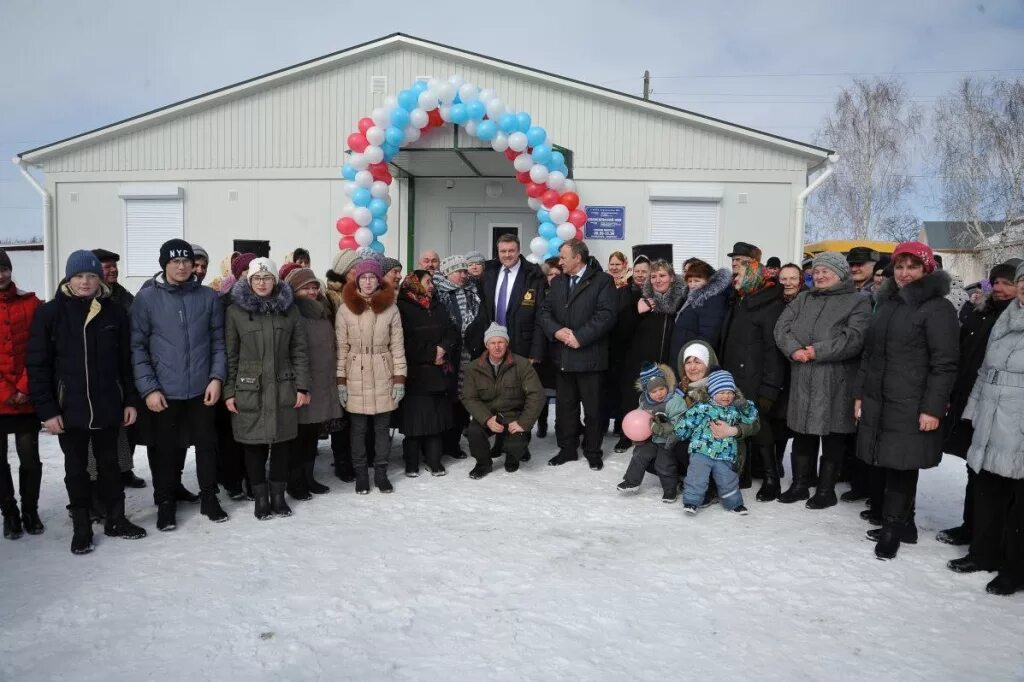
[{"xmin": 0, "ymin": 234, "xmax": 1021, "ymax": 598}]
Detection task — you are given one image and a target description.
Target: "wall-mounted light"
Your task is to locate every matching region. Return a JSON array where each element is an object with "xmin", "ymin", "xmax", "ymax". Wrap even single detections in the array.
[{"xmin": 485, "ymin": 182, "xmax": 503, "ymax": 199}]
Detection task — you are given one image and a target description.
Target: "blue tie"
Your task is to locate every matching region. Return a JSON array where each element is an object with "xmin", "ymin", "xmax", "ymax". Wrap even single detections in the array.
[{"xmin": 496, "ymin": 268, "xmax": 510, "ymax": 326}]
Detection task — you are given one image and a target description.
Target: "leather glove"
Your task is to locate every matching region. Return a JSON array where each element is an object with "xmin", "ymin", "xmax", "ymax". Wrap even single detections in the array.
[
  {"xmin": 391, "ymin": 383, "xmax": 406, "ymax": 403},
  {"xmin": 337, "ymin": 385, "xmax": 348, "ymax": 407}
]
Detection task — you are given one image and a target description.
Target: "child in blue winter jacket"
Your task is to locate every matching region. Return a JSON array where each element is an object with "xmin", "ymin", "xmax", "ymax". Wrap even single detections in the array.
[
  {"xmin": 616, "ymin": 362, "xmax": 688, "ymax": 502},
  {"xmin": 675, "ymin": 370, "xmax": 759, "ymax": 515}
]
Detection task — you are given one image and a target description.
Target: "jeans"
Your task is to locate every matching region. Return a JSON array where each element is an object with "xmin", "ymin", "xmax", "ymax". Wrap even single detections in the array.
[
  {"xmin": 623, "ymin": 440, "xmax": 679, "ymax": 493},
  {"xmin": 244, "ymin": 442, "xmax": 291, "ymax": 485},
  {"xmin": 58, "ymin": 427, "xmax": 124, "ymax": 512},
  {"xmin": 0, "ymin": 430, "xmax": 41, "ymax": 511},
  {"xmin": 351, "ymin": 412, "xmax": 391, "ymax": 471},
  {"xmin": 555, "ymin": 370, "xmax": 604, "ymax": 461},
  {"xmin": 147, "ymin": 396, "xmax": 219, "ymax": 504},
  {"xmin": 683, "ymin": 452, "xmax": 743, "ymax": 510}
]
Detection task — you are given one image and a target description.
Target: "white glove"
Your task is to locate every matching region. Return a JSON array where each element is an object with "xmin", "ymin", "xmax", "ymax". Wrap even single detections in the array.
[
  {"xmin": 337, "ymin": 385, "xmax": 348, "ymax": 407},
  {"xmin": 391, "ymin": 383, "xmax": 406, "ymax": 403}
]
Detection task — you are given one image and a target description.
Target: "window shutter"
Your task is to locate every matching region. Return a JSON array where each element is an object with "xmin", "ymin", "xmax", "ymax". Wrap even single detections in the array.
[
  {"xmin": 649, "ymin": 201, "xmax": 720, "ymax": 273},
  {"xmin": 124, "ymin": 198, "xmax": 184, "ymax": 277}
]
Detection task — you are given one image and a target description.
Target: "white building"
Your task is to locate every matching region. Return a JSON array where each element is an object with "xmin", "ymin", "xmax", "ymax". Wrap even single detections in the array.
[{"xmin": 15, "ymin": 33, "xmax": 833, "ymax": 296}]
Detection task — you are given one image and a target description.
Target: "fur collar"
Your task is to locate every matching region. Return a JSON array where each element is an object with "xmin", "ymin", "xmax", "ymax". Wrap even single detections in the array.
[
  {"xmin": 877, "ymin": 270, "xmax": 951, "ymax": 307},
  {"xmin": 231, "ymin": 277, "xmax": 294, "ymax": 314},
  {"xmin": 678, "ymin": 268, "xmax": 732, "ymax": 314},
  {"xmin": 973, "ymin": 293, "xmax": 1013, "ymax": 316},
  {"xmin": 633, "ymin": 362, "xmax": 679, "ymax": 394},
  {"xmin": 641, "ymin": 276, "xmax": 687, "ymax": 314},
  {"xmin": 342, "ymin": 280, "xmax": 395, "ymax": 315},
  {"xmin": 294, "ymin": 295, "xmax": 330, "ymax": 321}
]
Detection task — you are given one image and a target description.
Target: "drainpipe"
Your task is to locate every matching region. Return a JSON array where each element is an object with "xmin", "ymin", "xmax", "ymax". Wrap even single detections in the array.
[
  {"xmin": 794, "ymin": 153, "xmax": 838, "ymax": 261},
  {"xmin": 13, "ymin": 157, "xmax": 53, "ymax": 299}
]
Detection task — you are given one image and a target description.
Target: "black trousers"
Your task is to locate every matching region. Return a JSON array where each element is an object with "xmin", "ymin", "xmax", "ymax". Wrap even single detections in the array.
[
  {"xmin": 294, "ymin": 423, "xmax": 322, "ymax": 467},
  {"xmin": 351, "ymin": 413, "xmax": 390, "ymax": 471},
  {"xmin": 623, "ymin": 440, "xmax": 678, "ymax": 493},
  {"xmin": 960, "ymin": 463, "xmax": 977, "ymax": 531},
  {"xmin": 792, "ymin": 432, "xmax": 847, "ymax": 469},
  {"xmin": 555, "ymin": 370, "xmax": 604, "ymax": 461},
  {"xmin": 466, "ymin": 421, "xmax": 528, "ymax": 466},
  {"xmin": 403, "ymin": 434, "xmax": 443, "ymax": 471},
  {"xmin": 970, "ymin": 470, "xmax": 1024, "ymax": 579},
  {"xmin": 147, "ymin": 397, "xmax": 218, "ymax": 504},
  {"xmin": 443, "ymin": 402, "xmax": 470, "ymax": 457},
  {"xmin": 0, "ymin": 430, "xmax": 41, "ymax": 512},
  {"xmin": 58, "ymin": 427, "xmax": 123, "ymax": 512},
  {"xmin": 215, "ymin": 401, "xmax": 246, "ymax": 493},
  {"xmin": 880, "ymin": 467, "xmax": 919, "ymax": 524},
  {"xmin": 244, "ymin": 442, "xmax": 291, "ymax": 485}
]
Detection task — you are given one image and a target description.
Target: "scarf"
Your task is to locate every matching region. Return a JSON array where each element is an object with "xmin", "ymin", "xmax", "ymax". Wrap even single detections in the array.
[
  {"xmin": 736, "ymin": 261, "xmax": 775, "ymax": 298},
  {"xmin": 433, "ymin": 273, "xmax": 480, "ymax": 335},
  {"xmin": 641, "ymin": 276, "xmax": 687, "ymax": 314}
]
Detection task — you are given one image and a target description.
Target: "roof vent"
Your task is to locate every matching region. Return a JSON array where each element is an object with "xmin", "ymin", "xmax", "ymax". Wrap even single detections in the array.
[{"xmin": 371, "ymin": 76, "xmax": 387, "ymax": 94}]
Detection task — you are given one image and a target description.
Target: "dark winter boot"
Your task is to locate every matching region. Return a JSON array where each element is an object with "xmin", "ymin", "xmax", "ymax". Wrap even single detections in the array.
[
  {"xmin": 613, "ymin": 436, "xmax": 632, "ymax": 453},
  {"xmin": 156, "ymin": 501, "xmax": 177, "ymax": 531},
  {"xmin": 305, "ymin": 461, "xmax": 330, "ymax": 494},
  {"xmin": 946, "ymin": 555, "xmax": 990, "ymax": 574},
  {"xmin": 860, "ymin": 508, "xmax": 883, "ymax": 526},
  {"xmin": 70, "ymin": 507, "xmax": 94, "ymax": 555},
  {"xmin": 354, "ymin": 467, "xmax": 370, "ymax": 495},
  {"xmin": 269, "ymin": 482, "xmax": 292, "ymax": 517},
  {"xmin": 936, "ymin": 524, "xmax": 971, "ymax": 546},
  {"xmin": 104, "ymin": 500, "xmax": 147, "ymax": 539},
  {"xmin": 2, "ymin": 496, "xmax": 22, "ymax": 539},
  {"xmin": 174, "ymin": 483, "xmax": 200, "ymax": 504},
  {"xmin": 778, "ymin": 450, "xmax": 812, "ymax": 504},
  {"xmin": 200, "ymin": 494, "xmax": 229, "ymax": 523},
  {"xmin": 873, "ymin": 522, "xmax": 904, "ymax": 561},
  {"xmin": 287, "ymin": 466, "xmax": 312, "ymax": 501},
  {"xmin": 755, "ymin": 446, "xmax": 781, "ymax": 502},
  {"xmin": 374, "ymin": 468, "xmax": 394, "ymax": 494},
  {"xmin": 252, "ymin": 483, "xmax": 272, "ymax": 520},
  {"xmin": 21, "ymin": 509, "xmax": 44, "ymax": 535},
  {"xmin": 121, "ymin": 470, "xmax": 147, "ymax": 488},
  {"xmin": 469, "ymin": 461, "xmax": 492, "ymax": 480},
  {"xmin": 986, "ymin": 573, "xmax": 1023, "ymax": 596},
  {"xmin": 89, "ymin": 484, "xmax": 106, "ymax": 523},
  {"xmin": 806, "ymin": 456, "xmax": 841, "ymax": 510},
  {"xmin": 866, "ymin": 521, "xmax": 918, "ymax": 545},
  {"xmin": 18, "ymin": 465, "xmax": 43, "ymax": 534}
]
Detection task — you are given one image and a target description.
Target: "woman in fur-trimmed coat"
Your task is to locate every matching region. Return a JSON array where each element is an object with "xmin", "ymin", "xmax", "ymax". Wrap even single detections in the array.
[{"xmin": 669, "ymin": 261, "xmax": 732, "ymax": 366}]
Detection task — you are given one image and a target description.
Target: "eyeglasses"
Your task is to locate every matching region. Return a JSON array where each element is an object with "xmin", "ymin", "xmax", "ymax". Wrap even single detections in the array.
[{"xmin": 251, "ymin": 275, "xmax": 275, "ymax": 284}]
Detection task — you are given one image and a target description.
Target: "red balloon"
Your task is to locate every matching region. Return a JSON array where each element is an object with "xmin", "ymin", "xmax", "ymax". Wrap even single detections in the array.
[
  {"xmin": 504, "ymin": 148, "xmax": 518, "ymax": 161},
  {"xmin": 357, "ymin": 117, "xmax": 374, "ymax": 135},
  {"xmin": 575, "ymin": 227, "xmax": 585, "ymax": 240},
  {"xmin": 347, "ymin": 132, "xmax": 369, "ymax": 153},
  {"xmin": 559, "ymin": 192, "xmax": 580, "ymax": 211},
  {"xmin": 370, "ymin": 162, "xmax": 394, "ymax": 185},
  {"xmin": 541, "ymin": 190, "xmax": 561, "ymax": 208},
  {"xmin": 516, "ymin": 171, "xmax": 531, "ymax": 184},
  {"xmin": 526, "ymin": 182, "xmax": 546, "ymax": 198},
  {"xmin": 336, "ymin": 217, "xmax": 359, "ymax": 236},
  {"xmin": 568, "ymin": 208, "xmax": 588, "ymax": 228},
  {"xmin": 339, "ymin": 236, "xmax": 359, "ymax": 250},
  {"xmin": 428, "ymin": 109, "xmax": 444, "ymax": 127}
]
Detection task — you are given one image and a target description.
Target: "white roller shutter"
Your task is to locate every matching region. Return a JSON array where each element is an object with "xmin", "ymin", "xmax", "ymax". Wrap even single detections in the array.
[
  {"xmin": 124, "ymin": 199, "xmax": 184, "ymax": 277},
  {"xmin": 649, "ymin": 201, "xmax": 720, "ymax": 273}
]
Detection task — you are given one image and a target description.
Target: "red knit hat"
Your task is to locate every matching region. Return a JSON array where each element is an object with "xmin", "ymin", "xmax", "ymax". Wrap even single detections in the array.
[
  {"xmin": 892, "ymin": 241, "xmax": 936, "ymax": 273},
  {"xmin": 231, "ymin": 252, "xmax": 257, "ymax": 279},
  {"xmin": 279, "ymin": 262, "xmax": 301, "ymax": 281}
]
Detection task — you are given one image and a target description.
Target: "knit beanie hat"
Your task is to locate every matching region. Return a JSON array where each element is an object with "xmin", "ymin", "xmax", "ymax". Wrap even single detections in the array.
[
  {"xmin": 1017, "ymin": 261, "xmax": 1024, "ymax": 284},
  {"xmin": 247, "ymin": 257, "xmax": 279, "ymax": 283},
  {"xmin": 279, "ymin": 262, "xmax": 301, "ymax": 282},
  {"xmin": 483, "ymin": 322, "xmax": 510, "ymax": 344},
  {"xmin": 65, "ymin": 250, "xmax": 103, "ymax": 279},
  {"xmin": 231, "ymin": 252, "xmax": 257, "ymax": 279},
  {"xmin": 706, "ymin": 370, "xmax": 737, "ymax": 398},
  {"xmin": 331, "ymin": 249, "xmax": 359, "ymax": 277},
  {"xmin": 682, "ymin": 343, "xmax": 711, "ymax": 368},
  {"xmin": 355, "ymin": 246, "xmax": 383, "ymax": 263},
  {"xmin": 892, "ymin": 241, "xmax": 937, "ymax": 273},
  {"xmin": 380, "ymin": 256, "xmax": 402, "ymax": 274},
  {"xmin": 465, "ymin": 250, "xmax": 486, "ymax": 265},
  {"xmin": 190, "ymin": 243, "xmax": 209, "ymax": 262},
  {"xmin": 0, "ymin": 250, "xmax": 11, "ymax": 270},
  {"xmin": 812, "ymin": 251, "xmax": 850, "ymax": 280},
  {"xmin": 284, "ymin": 267, "xmax": 319, "ymax": 292},
  {"xmin": 441, "ymin": 255, "xmax": 469, "ymax": 276},
  {"xmin": 638, "ymin": 361, "xmax": 667, "ymax": 393},
  {"xmin": 159, "ymin": 239, "xmax": 194, "ymax": 269},
  {"xmin": 989, "ymin": 263, "xmax": 1017, "ymax": 285},
  {"xmin": 352, "ymin": 258, "xmax": 383, "ymax": 283}
]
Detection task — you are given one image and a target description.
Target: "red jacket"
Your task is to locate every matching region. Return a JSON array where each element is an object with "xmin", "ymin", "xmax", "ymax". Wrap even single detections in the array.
[{"xmin": 0, "ymin": 284, "xmax": 41, "ymax": 415}]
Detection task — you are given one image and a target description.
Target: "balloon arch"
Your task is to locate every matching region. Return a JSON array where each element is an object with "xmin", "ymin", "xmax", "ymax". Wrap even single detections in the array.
[{"xmin": 335, "ymin": 76, "xmax": 587, "ymax": 263}]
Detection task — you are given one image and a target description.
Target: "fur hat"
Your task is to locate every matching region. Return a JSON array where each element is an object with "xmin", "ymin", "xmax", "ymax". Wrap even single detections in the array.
[
  {"xmin": 765, "ymin": 256, "xmax": 782, "ymax": 269},
  {"xmin": 284, "ymin": 267, "xmax": 318, "ymax": 292},
  {"xmin": 483, "ymin": 322, "xmax": 510, "ymax": 344},
  {"xmin": 159, "ymin": 239, "xmax": 194, "ymax": 269},
  {"xmin": 65, "ymin": 250, "xmax": 103, "ymax": 279},
  {"xmin": 441, "ymin": 255, "xmax": 469, "ymax": 277},
  {"xmin": 331, "ymin": 249, "xmax": 360, "ymax": 277},
  {"xmin": 638, "ymin": 361, "xmax": 668, "ymax": 393},
  {"xmin": 812, "ymin": 251, "xmax": 850, "ymax": 280},
  {"xmin": 465, "ymin": 250, "xmax": 486, "ymax": 265},
  {"xmin": 247, "ymin": 257, "xmax": 278, "ymax": 283},
  {"xmin": 352, "ymin": 259, "xmax": 383, "ymax": 282},
  {"xmin": 989, "ymin": 263, "xmax": 1017, "ymax": 285},
  {"xmin": 706, "ymin": 370, "xmax": 737, "ymax": 398},
  {"xmin": 231, "ymin": 253, "xmax": 257, "ymax": 279}
]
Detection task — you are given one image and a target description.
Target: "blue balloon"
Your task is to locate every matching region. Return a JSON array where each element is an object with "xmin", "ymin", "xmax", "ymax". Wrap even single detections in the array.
[
  {"xmin": 477, "ymin": 120, "xmax": 498, "ymax": 141},
  {"xmin": 369, "ymin": 217, "xmax": 388, "ymax": 235},
  {"xmin": 369, "ymin": 240, "xmax": 385, "ymax": 254},
  {"xmin": 526, "ymin": 126, "xmax": 547, "ymax": 148},
  {"xmin": 450, "ymin": 103, "xmax": 469, "ymax": 125},
  {"xmin": 466, "ymin": 101, "xmax": 486, "ymax": 121},
  {"xmin": 556, "ymin": 164, "xmax": 569, "ymax": 176},
  {"xmin": 397, "ymin": 89, "xmax": 418, "ymax": 111},
  {"xmin": 341, "ymin": 164, "xmax": 357, "ymax": 180},
  {"xmin": 498, "ymin": 113, "xmax": 518, "ymax": 134},
  {"xmin": 352, "ymin": 188, "xmax": 372, "ymax": 207},
  {"xmin": 368, "ymin": 199, "xmax": 388, "ymax": 219},
  {"xmin": 548, "ymin": 236, "xmax": 564, "ymax": 252},
  {"xmin": 412, "ymin": 80, "xmax": 429, "ymax": 93},
  {"xmin": 382, "ymin": 143, "xmax": 399, "ymax": 160},
  {"xmin": 550, "ymin": 150, "xmax": 565, "ymax": 168},
  {"xmin": 452, "ymin": 93, "xmax": 462, "ymax": 105},
  {"xmin": 531, "ymin": 144, "xmax": 552, "ymax": 165},
  {"xmin": 537, "ymin": 208, "xmax": 551, "ymax": 224},
  {"xmin": 516, "ymin": 112, "xmax": 532, "ymax": 133},
  {"xmin": 385, "ymin": 126, "xmax": 405, "ymax": 147},
  {"xmin": 538, "ymin": 222, "xmax": 557, "ymax": 239},
  {"xmin": 389, "ymin": 107, "xmax": 410, "ymax": 129}
]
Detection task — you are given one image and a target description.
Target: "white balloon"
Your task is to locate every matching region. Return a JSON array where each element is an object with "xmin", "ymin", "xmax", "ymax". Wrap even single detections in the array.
[
  {"xmin": 491, "ymin": 132, "xmax": 509, "ymax": 152},
  {"xmin": 349, "ymin": 153, "xmax": 369, "ymax": 170},
  {"xmin": 343, "ymin": 181, "xmax": 357, "ymax": 195},
  {"xmin": 385, "ymin": 195, "xmax": 392, "ymax": 207},
  {"xmin": 550, "ymin": 204, "xmax": 570, "ymax": 225},
  {"xmin": 354, "ymin": 171, "xmax": 373, "ymax": 188},
  {"xmin": 370, "ymin": 181, "xmax": 389, "ymax": 199},
  {"xmin": 384, "ymin": 95, "xmax": 398, "ymax": 109},
  {"xmin": 556, "ymin": 223, "xmax": 577, "ymax": 240},
  {"xmin": 485, "ymin": 99, "xmax": 505, "ymax": 121},
  {"xmin": 409, "ymin": 108, "xmax": 428, "ymax": 129},
  {"xmin": 508, "ymin": 132, "xmax": 529, "ymax": 152},
  {"xmin": 529, "ymin": 236, "xmax": 549, "ymax": 257},
  {"xmin": 560, "ymin": 178, "xmax": 577, "ymax": 193},
  {"xmin": 371, "ymin": 107, "xmax": 390, "ymax": 128},
  {"xmin": 427, "ymin": 77, "xmax": 441, "ymax": 90},
  {"xmin": 343, "ymin": 202, "xmax": 355, "ymax": 215},
  {"xmin": 458, "ymin": 83, "xmax": 479, "ymax": 102},
  {"xmin": 354, "ymin": 227, "xmax": 374, "ymax": 247},
  {"xmin": 437, "ymin": 82, "xmax": 456, "ymax": 104},
  {"xmin": 479, "ymin": 88, "xmax": 497, "ymax": 103},
  {"xmin": 464, "ymin": 120, "xmax": 479, "ymax": 137},
  {"xmin": 365, "ymin": 126, "xmax": 386, "ymax": 146},
  {"xmin": 439, "ymin": 106, "xmax": 453, "ymax": 122},
  {"xmin": 448, "ymin": 75, "xmax": 464, "ymax": 90},
  {"xmin": 527, "ymin": 197, "xmax": 542, "ymax": 210},
  {"xmin": 363, "ymin": 145, "xmax": 383, "ymax": 165},
  {"xmin": 353, "ymin": 207, "xmax": 372, "ymax": 227},
  {"xmin": 404, "ymin": 126, "xmax": 421, "ymax": 143},
  {"xmin": 513, "ymin": 154, "xmax": 534, "ymax": 172},
  {"xmin": 417, "ymin": 91, "xmax": 437, "ymax": 111},
  {"xmin": 547, "ymin": 171, "xmax": 566, "ymax": 189},
  {"xmin": 526, "ymin": 253, "xmax": 540, "ymax": 264},
  {"xmin": 529, "ymin": 164, "xmax": 549, "ymax": 184}
]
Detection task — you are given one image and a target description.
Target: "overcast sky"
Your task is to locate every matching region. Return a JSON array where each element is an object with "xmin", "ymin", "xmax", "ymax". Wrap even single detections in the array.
[{"xmin": 2, "ymin": 0, "xmax": 1022, "ymax": 241}]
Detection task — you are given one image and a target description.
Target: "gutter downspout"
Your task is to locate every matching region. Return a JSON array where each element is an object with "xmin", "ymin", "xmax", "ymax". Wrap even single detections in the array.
[
  {"xmin": 794, "ymin": 153, "xmax": 838, "ymax": 261},
  {"xmin": 13, "ymin": 157, "xmax": 53, "ymax": 299}
]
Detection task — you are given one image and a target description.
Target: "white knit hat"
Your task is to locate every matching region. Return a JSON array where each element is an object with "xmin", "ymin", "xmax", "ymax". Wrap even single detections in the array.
[
  {"xmin": 683, "ymin": 343, "xmax": 710, "ymax": 367},
  {"xmin": 247, "ymin": 257, "xmax": 279, "ymax": 283}
]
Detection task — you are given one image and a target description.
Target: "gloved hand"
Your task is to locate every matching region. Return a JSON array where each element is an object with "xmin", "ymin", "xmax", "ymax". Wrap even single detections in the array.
[
  {"xmin": 391, "ymin": 383, "xmax": 406, "ymax": 403},
  {"xmin": 650, "ymin": 420, "xmax": 674, "ymax": 438},
  {"xmin": 337, "ymin": 385, "xmax": 348, "ymax": 407}
]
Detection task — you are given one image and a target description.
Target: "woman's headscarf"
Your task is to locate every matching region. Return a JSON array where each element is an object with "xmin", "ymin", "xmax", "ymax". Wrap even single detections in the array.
[
  {"xmin": 736, "ymin": 260, "xmax": 772, "ymax": 296},
  {"xmin": 400, "ymin": 270, "xmax": 432, "ymax": 309}
]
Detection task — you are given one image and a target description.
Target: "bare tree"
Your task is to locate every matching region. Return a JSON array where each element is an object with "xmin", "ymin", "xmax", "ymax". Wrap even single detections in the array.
[
  {"xmin": 933, "ymin": 77, "xmax": 1024, "ymax": 263},
  {"xmin": 808, "ymin": 78, "xmax": 922, "ymax": 240}
]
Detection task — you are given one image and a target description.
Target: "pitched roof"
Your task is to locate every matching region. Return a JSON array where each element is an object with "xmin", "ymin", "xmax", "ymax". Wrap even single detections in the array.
[
  {"xmin": 18, "ymin": 33, "xmax": 832, "ymax": 164},
  {"xmin": 921, "ymin": 221, "xmax": 1006, "ymax": 250}
]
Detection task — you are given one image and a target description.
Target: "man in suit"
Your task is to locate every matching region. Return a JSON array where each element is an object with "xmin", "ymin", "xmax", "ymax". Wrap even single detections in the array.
[{"xmin": 480, "ymin": 234, "xmax": 547, "ymax": 363}]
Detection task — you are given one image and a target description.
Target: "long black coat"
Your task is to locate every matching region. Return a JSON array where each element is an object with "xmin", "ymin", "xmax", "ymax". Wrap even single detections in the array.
[
  {"xmin": 718, "ymin": 284, "xmax": 787, "ymax": 403},
  {"xmin": 854, "ymin": 271, "xmax": 959, "ymax": 470},
  {"xmin": 480, "ymin": 256, "xmax": 547, "ymax": 360},
  {"xmin": 396, "ymin": 295, "xmax": 459, "ymax": 395},
  {"xmin": 27, "ymin": 284, "xmax": 138, "ymax": 430},
  {"xmin": 942, "ymin": 294, "xmax": 1013, "ymax": 457},
  {"xmin": 620, "ymin": 278, "xmax": 686, "ymax": 413},
  {"xmin": 538, "ymin": 258, "xmax": 617, "ymax": 373}
]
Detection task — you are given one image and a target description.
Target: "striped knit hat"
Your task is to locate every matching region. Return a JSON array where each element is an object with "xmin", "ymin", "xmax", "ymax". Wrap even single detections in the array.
[
  {"xmin": 638, "ymin": 362, "xmax": 667, "ymax": 393},
  {"xmin": 706, "ymin": 370, "xmax": 737, "ymax": 398}
]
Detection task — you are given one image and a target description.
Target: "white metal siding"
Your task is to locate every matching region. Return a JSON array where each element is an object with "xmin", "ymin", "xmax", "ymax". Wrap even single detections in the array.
[
  {"xmin": 650, "ymin": 201, "xmax": 720, "ymax": 273},
  {"xmin": 123, "ymin": 199, "xmax": 184, "ymax": 277}
]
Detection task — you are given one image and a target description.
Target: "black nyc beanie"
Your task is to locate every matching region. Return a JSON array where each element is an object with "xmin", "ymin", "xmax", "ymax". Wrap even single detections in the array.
[{"xmin": 159, "ymin": 239, "xmax": 194, "ymax": 269}]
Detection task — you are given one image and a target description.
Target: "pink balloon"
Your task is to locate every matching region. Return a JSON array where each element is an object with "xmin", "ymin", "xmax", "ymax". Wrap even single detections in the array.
[
  {"xmin": 338, "ymin": 236, "xmax": 358, "ymax": 250},
  {"xmin": 622, "ymin": 409, "xmax": 652, "ymax": 442}
]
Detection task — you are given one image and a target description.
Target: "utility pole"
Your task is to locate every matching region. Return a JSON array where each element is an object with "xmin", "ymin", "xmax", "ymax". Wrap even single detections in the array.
[{"xmin": 643, "ymin": 70, "xmax": 651, "ymax": 100}]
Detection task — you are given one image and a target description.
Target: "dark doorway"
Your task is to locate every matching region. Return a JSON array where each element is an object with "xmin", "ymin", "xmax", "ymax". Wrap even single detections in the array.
[{"xmin": 233, "ymin": 239, "xmax": 270, "ymax": 258}]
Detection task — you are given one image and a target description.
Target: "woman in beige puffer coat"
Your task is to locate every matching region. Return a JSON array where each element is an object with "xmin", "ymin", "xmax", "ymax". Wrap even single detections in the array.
[{"xmin": 336, "ymin": 259, "xmax": 406, "ymax": 495}]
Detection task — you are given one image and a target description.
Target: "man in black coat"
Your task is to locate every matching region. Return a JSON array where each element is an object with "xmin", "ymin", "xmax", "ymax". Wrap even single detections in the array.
[
  {"xmin": 480, "ymin": 234, "xmax": 547, "ymax": 362},
  {"xmin": 937, "ymin": 262, "xmax": 1017, "ymax": 546},
  {"xmin": 538, "ymin": 239, "xmax": 617, "ymax": 469}
]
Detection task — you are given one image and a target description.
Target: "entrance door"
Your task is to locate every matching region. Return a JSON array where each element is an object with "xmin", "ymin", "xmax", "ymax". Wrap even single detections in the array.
[{"xmin": 448, "ymin": 209, "xmax": 536, "ymax": 258}]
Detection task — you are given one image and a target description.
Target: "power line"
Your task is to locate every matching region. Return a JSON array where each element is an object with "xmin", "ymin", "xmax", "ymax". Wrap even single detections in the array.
[{"xmin": 598, "ymin": 66, "xmax": 1024, "ymax": 83}]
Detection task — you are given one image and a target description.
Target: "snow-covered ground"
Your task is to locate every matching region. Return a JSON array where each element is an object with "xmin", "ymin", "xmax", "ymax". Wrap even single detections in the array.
[{"xmin": 1, "ymin": 429, "xmax": 1023, "ymax": 681}]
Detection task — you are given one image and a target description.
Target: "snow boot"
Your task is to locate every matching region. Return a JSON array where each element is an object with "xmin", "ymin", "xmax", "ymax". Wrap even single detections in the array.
[
  {"xmin": 778, "ymin": 450, "xmax": 812, "ymax": 504},
  {"xmin": 70, "ymin": 507, "xmax": 94, "ymax": 555},
  {"xmin": 755, "ymin": 445, "xmax": 781, "ymax": 502},
  {"xmin": 986, "ymin": 573, "xmax": 1023, "ymax": 596},
  {"xmin": 504, "ymin": 459, "xmax": 520, "ymax": 473},
  {"xmin": 104, "ymin": 500, "xmax": 147, "ymax": 540},
  {"xmin": 729, "ymin": 505, "xmax": 750, "ymax": 516},
  {"xmin": 121, "ymin": 470, "xmax": 147, "ymax": 488},
  {"xmin": 21, "ymin": 509, "xmax": 43, "ymax": 535},
  {"xmin": 1, "ymin": 496, "xmax": 22, "ymax": 539},
  {"xmin": 156, "ymin": 501, "xmax": 177, "ymax": 531},
  {"xmin": 613, "ymin": 436, "xmax": 632, "ymax": 453},
  {"xmin": 806, "ymin": 456, "xmax": 841, "ymax": 510},
  {"xmin": 469, "ymin": 462, "xmax": 492, "ymax": 480},
  {"xmin": 662, "ymin": 488, "xmax": 678, "ymax": 503},
  {"xmin": 174, "ymin": 483, "xmax": 200, "ymax": 503},
  {"xmin": 354, "ymin": 467, "xmax": 370, "ymax": 495},
  {"xmin": 269, "ymin": 482, "xmax": 292, "ymax": 517},
  {"xmin": 374, "ymin": 468, "xmax": 394, "ymax": 493},
  {"xmin": 588, "ymin": 458, "xmax": 604, "ymax": 471},
  {"xmin": 936, "ymin": 524, "xmax": 971, "ymax": 546},
  {"xmin": 947, "ymin": 556, "xmax": 990, "ymax": 574},
  {"xmin": 252, "ymin": 483, "xmax": 272, "ymax": 520},
  {"xmin": 200, "ymin": 494, "xmax": 229, "ymax": 523},
  {"xmin": 683, "ymin": 504, "xmax": 698, "ymax": 515},
  {"xmin": 866, "ymin": 522, "xmax": 917, "ymax": 545},
  {"xmin": 840, "ymin": 488, "xmax": 869, "ymax": 503},
  {"xmin": 616, "ymin": 480, "xmax": 640, "ymax": 493},
  {"xmin": 287, "ymin": 468, "xmax": 312, "ymax": 501},
  {"xmin": 873, "ymin": 521, "xmax": 911, "ymax": 561},
  {"xmin": 305, "ymin": 461, "xmax": 330, "ymax": 495}
]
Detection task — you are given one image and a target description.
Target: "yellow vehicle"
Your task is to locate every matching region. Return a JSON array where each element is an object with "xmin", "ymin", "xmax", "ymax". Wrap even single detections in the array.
[{"xmin": 803, "ymin": 240, "xmax": 897, "ymax": 259}]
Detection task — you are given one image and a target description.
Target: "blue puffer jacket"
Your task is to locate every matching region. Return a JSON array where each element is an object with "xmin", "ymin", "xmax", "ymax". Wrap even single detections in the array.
[{"xmin": 130, "ymin": 273, "xmax": 227, "ymax": 400}]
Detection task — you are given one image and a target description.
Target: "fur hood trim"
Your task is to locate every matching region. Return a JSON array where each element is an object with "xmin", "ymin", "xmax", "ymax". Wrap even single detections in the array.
[
  {"xmin": 231, "ymin": 277, "xmax": 294, "ymax": 314},
  {"xmin": 294, "ymin": 295, "xmax": 331, "ymax": 321},
  {"xmin": 633, "ymin": 362, "xmax": 678, "ymax": 393},
  {"xmin": 342, "ymin": 279, "xmax": 396, "ymax": 315},
  {"xmin": 677, "ymin": 268, "xmax": 732, "ymax": 317},
  {"xmin": 878, "ymin": 270, "xmax": 951, "ymax": 307}
]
